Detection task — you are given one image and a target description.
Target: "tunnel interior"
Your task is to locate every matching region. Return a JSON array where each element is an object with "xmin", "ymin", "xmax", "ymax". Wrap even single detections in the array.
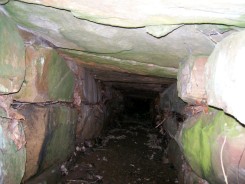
[
  {"xmin": 58, "ymin": 67, "xmax": 178, "ymax": 184},
  {"xmin": 1, "ymin": 2, "xmax": 245, "ymax": 184},
  {"xmin": 19, "ymin": 64, "xmax": 178, "ymax": 183},
  {"xmin": 123, "ymin": 96, "xmax": 152, "ymax": 118},
  {"xmin": 0, "ymin": 23, "xmax": 220, "ymax": 184}
]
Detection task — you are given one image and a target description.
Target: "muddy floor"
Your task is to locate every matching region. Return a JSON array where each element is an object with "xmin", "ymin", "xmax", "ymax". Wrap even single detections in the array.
[{"xmin": 60, "ymin": 117, "xmax": 178, "ymax": 184}]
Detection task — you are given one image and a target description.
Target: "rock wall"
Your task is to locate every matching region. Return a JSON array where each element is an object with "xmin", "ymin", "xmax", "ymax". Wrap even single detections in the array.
[
  {"xmin": 0, "ymin": 12, "xmax": 26, "ymax": 184},
  {"xmin": 19, "ymin": 104, "xmax": 77, "ymax": 181},
  {"xmin": 0, "ymin": 12, "xmax": 120, "ymax": 181},
  {"xmin": 0, "ymin": 12, "xmax": 86, "ymax": 182},
  {"xmin": 0, "ymin": 117, "xmax": 26, "ymax": 184},
  {"xmin": 159, "ymin": 84, "xmax": 208, "ymax": 184},
  {"xmin": 180, "ymin": 108, "xmax": 245, "ymax": 184},
  {"xmin": 1, "ymin": 0, "xmax": 244, "ymax": 183},
  {"xmin": 7, "ymin": 42, "xmax": 77, "ymax": 182},
  {"xmin": 14, "ymin": 46, "xmax": 74, "ymax": 102},
  {"xmin": 205, "ymin": 30, "xmax": 245, "ymax": 125},
  {"xmin": 178, "ymin": 30, "xmax": 245, "ymax": 125},
  {"xmin": 71, "ymin": 66, "xmax": 122, "ymax": 142},
  {"xmin": 177, "ymin": 55, "xmax": 208, "ymax": 104},
  {"xmin": 161, "ymin": 84, "xmax": 245, "ymax": 184},
  {"xmin": 176, "ymin": 30, "xmax": 245, "ymax": 183},
  {"xmin": 0, "ymin": 11, "xmax": 25, "ymax": 94}
]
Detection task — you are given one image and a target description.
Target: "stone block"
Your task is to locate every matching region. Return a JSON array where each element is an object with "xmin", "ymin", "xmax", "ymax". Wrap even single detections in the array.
[
  {"xmin": 75, "ymin": 68, "xmax": 105, "ymax": 141},
  {"xmin": 40, "ymin": 106, "xmax": 77, "ymax": 170},
  {"xmin": 76, "ymin": 104, "xmax": 104, "ymax": 141},
  {"xmin": 177, "ymin": 56, "xmax": 207, "ymax": 104},
  {"xmin": 205, "ymin": 30, "xmax": 245, "ymax": 124},
  {"xmin": 167, "ymin": 140, "xmax": 207, "ymax": 184},
  {"xmin": 14, "ymin": 46, "xmax": 75, "ymax": 102},
  {"xmin": 19, "ymin": 105, "xmax": 77, "ymax": 181},
  {"xmin": 160, "ymin": 83, "xmax": 186, "ymax": 114},
  {"xmin": 14, "ymin": 0, "xmax": 245, "ymax": 27},
  {"xmin": 0, "ymin": 12, "xmax": 25, "ymax": 94},
  {"xmin": 180, "ymin": 108, "xmax": 245, "ymax": 183},
  {"xmin": 82, "ymin": 68, "xmax": 101, "ymax": 104},
  {"xmin": 0, "ymin": 0, "xmax": 8, "ymax": 4},
  {"xmin": 0, "ymin": 117, "xmax": 26, "ymax": 184}
]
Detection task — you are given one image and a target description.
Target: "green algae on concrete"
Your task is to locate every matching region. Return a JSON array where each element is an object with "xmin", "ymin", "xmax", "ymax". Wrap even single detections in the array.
[
  {"xmin": 0, "ymin": 12, "xmax": 25, "ymax": 94},
  {"xmin": 0, "ymin": 118, "xmax": 26, "ymax": 184},
  {"xmin": 14, "ymin": 46, "xmax": 75, "ymax": 102},
  {"xmin": 181, "ymin": 108, "xmax": 245, "ymax": 183}
]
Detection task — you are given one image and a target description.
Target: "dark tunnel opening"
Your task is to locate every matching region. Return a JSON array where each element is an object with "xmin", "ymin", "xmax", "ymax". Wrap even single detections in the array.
[
  {"xmin": 59, "ymin": 73, "xmax": 178, "ymax": 183},
  {"xmin": 22, "ymin": 66, "xmax": 179, "ymax": 184},
  {"xmin": 2, "ymin": 4, "xmax": 245, "ymax": 183},
  {"xmin": 123, "ymin": 96, "xmax": 152, "ymax": 117}
]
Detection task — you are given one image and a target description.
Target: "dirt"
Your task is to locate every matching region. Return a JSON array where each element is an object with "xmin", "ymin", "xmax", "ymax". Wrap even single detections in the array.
[{"xmin": 60, "ymin": 118, "xmax": 179, "ymax": 184}]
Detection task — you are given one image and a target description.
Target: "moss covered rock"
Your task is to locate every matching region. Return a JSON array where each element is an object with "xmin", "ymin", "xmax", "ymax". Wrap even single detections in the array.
[
  {"xmin": 0, "ymin": 12, "xmax": 25, "ymax": 94},
  {"xmin": 14, "ymin": 46, "xmax": 74, "ymax": 102},
  {"xmin": 0, "ymin": 118, "xmax": 26, "ymax": 184},
  {"xmin": 181, "ymin": 108, "xmax": 245, "ymax": 183}
]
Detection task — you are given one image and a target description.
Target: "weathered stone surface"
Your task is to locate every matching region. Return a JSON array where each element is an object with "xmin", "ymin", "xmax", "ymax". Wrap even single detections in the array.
[
  {"xmin": 40, "ymin": 106, "xmax": 77, "ymax": 170},
  {"xmin": 194, "ymin": 24, "xmax": 238, "ymax": 44},
  {"xmin": 60, "ymin": 49, "xmax": 178, "ymax": 78},
  {"xmin": 0, "ymin": 118, "xmax": 26, "ymax": 184},
  {"xmin": 78, "ymin": 104, "xmax": 105, "ymax": 141},
  {"xmin": 19, "ymin": 105, "xmax": 77, "ymax": 180},
  {"xmin": 205, "ymin": 30, "xmax": 245, "ymax": 124},
  {"xmin": 0, "ymin": 0, "xmax": 8, "ymax": 4},
  {"xmin": 86, "ymin": 68, "xmax": 176, "ymax": 97},
  {"xmin": 3, "ymin": 1, "xmax": 222, "ymax": 78},
  {"xmin": 82, "ymin": 68, "xmax": 101, "ymax": 104},
  {"xmin": 180, "ymin": 108, "xmax": 245, "ymax": 184},
  {"xmin": 0, "ymin": 95, "xmax": 12, "ymax": 119},
  {"xmin": 145, "ymin": 25, "xmax": 183, "ymax": 38},
  {"xmin": 0, "ymin": 107, "xmax": 5, "ymax": 117},
  {"xmin": 178, "ymin": 56, "xmax": 207, "ymax": 104},
  {"xmin": 14, "ymin": 46, "xmax": 75, "ymax": 102},
  {"xmin": 75, "ymin": 68, "xmax": 106, "ymax": 141},
  {"xmin": 160, "ymin": 83, "xmax": 186, "ymax": 114},
  {"xmin": 159, "ymin": 84, "xmax": 207, "ymax": 183},
  {"xmin": 15, "ymin": 0, "xmax": 245, "ymax": 28},
  {"xmin": 0, "ymin": 12, "xmax": 25, "ymax": 94},
  {"xmin": 167, "ymin": 140, "xmax": 208, "ymax": 184},
  {"xmin": 20, "ymin": 106, "xmax": 46, "ymax": 181},
  {"xmin": 24, "ymin": 165, "xmax": 61, "ymax": 184}
]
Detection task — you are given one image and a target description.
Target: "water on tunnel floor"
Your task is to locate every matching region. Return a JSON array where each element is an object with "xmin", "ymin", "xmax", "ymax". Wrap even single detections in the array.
[{"xmin": 60, "ymin": 115, "xmax": 179, "ymax": 184}]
